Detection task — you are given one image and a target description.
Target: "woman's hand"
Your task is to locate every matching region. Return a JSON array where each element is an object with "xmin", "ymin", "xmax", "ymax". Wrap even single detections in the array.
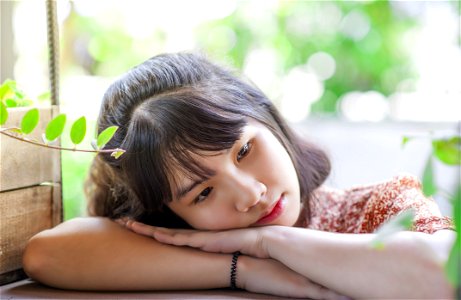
[
  {"xmin": 124, "ymin": 220, "xmax": 348, "ymax": 299},
  {"xmin": 122, "ymin": 220, "xmax": 344, "ymax": 299},
  {"xmin": 124, "ymin": 220, "xmax": 272, "ymax": 258},
  {"xmin": 239, "ymin": 256, "xmax": 344, "ymax": 300}
]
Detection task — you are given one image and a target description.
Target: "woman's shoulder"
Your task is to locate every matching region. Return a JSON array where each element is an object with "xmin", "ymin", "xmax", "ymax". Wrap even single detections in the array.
[
  {"xmin": 315, "ymin": 173, "xmax": 423, "ymax": 202},
  {"xmin": 315, "ymin": 172, "xmax": 420, "ymax": 193},
  {"xmin": 347, "ymin": 173, "xmax": 422, "ymax": 193},
  {"xmin": 312, "ymin": 173, "xmax": 422, "ymax": 208},
  {"xmin": 309, "ymin": 173, "xmax": 453, "ymax": 234}
]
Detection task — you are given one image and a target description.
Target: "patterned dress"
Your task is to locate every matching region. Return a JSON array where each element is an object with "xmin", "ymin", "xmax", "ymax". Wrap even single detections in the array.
[{"xmin": 306, "ymin": 174, "xmax": 454, "ymax": 234}]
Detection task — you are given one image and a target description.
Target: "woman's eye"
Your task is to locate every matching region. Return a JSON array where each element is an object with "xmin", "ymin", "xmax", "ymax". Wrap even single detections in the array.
[
  {"xmin": 194, "ymin": 187, "xmax": 213, "ymax": 204},
  {"xmin": 237, "ymin": 142, "xmax": 252, "ymax": 161}
]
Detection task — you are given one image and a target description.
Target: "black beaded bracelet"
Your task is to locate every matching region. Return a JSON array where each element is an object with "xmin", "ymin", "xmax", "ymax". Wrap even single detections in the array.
[{"xmin": 230, "ymin": 251, "xmax": 241, "ymax": 290}]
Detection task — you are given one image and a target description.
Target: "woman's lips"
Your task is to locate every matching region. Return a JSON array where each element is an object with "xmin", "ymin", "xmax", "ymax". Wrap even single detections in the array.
[{"xmin": 256, "ymin": 195, "xmax": 284, "ymax": 225}]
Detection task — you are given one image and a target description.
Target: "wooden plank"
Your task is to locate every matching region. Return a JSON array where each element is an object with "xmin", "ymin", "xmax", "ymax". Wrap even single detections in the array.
[
  {"xmin": 0, "ymin": 106, "xmax": 61, "ymax": 191},
  {"xmin": 1, "ymin": 280, "xmax": 284, "ymax": 299},
  {"xmin": 0, "ymin": 269, "xmax": 27, "ymax": 286},
  {"xmin": 0, "ymin": 185, "xmax": 60, "ymax": 281},
  {"xmin": 51, "ymin": 183, "xmax": 62, "ymax": 227}
]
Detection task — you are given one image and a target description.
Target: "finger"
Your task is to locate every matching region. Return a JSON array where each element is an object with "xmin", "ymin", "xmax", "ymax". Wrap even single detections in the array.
[
  {"xmin": 114, "ymin": 219, "xmax": 126, "ymax": 226},
  {"xmin": 152, "ymin": 229, "xmax": 204, "ymax": 248},
  {"xmin": 127, "ymin": 222, "xmax": 237, "ymax": 253},
  {"xmin": 126, "ymin": 221, "xmax": 170, "ymax": 235},
  {"xmin": 151, "ymin": 230, "xmax": 184, "ymax": 244},
  {"xmin": 114, "ymin": 217, "xmax": 132, "ymax": 227},
  {"xmin": 127, "ymin": 222, "xmax": 200, "ymax": 247},
  {"xmin": 127, "ymin": 221, "xmax": 156, "ymax": 237}
]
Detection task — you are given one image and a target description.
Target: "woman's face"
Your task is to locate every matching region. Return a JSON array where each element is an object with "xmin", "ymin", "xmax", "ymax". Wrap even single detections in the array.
[{"xmin": 167, "ymin": 120, "xmax": 301, "ymax": 230}]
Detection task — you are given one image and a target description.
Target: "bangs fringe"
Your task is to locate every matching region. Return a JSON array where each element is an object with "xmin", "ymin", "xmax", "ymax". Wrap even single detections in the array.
[{"xmin": 123, "ymin": 89, "xmax": 248, "ymax": 212}]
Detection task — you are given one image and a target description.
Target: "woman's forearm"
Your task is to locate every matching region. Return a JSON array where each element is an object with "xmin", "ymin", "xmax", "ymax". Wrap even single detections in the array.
[
  {"xmin": 264, "ymin": 227, "xmax": 455, "ymax": 299},
  {"xmin": 23, "ymin": 217, "xmax": 230, "ymax": 290}
]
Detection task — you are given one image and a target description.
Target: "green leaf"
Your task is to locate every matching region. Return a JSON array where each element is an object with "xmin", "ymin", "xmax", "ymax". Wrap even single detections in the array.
[
  {"xmin": 45, "ymin": 114, "xmax": 66, "ymax": 142},
  {"xmin": 9, "ymin": 128, "xmax": 22, "ymax": 135},
  {"xmin": 444, "ymin": 236, "xmax": 460, "ymax": 287},
  {"xmin": 0, "ymin": 79, "xmax": 16, "ymax": 101},
  {"xmin": 5, "ymin": 98, "xmax": 17, "ymax": 107},
  {"xmin": 110, "ymin": 149, "xmax": 125, "ymax": 159},
  {"xmin": 452, "ymin": 184, "xmax": 461, "ymax": 236},
  {"xmin": 447, "ymin": 184, "xmax": 461, "ymax": 290},
  {"xmin": 17, "ymin": 98, "xmax": 34, "ymax": 107},
  {"xmin": 20, "ymin": 108, "xmax": 40, "ymax": 134},
  {"xmin": 70, "ymin": 116, "xmax": 87, "ymax": 145},
  {"xmin": 422, "ymin": 155, "xmax": 437, "ymax": 197},
  {"xmin": 432, "ymin": 137, "xmax": 461, "ymax": 166},
  {"xmin": 371, "ymin": 209, "xmax": 415, "ymax": 249},
  {"xmin": 14, "ymin": 89, "xmax": 25, "ymax": 99},
  {"xmin": 401, "ymin": 136, "xmax": 411, "ymax": 148},
  {"xmin": 97, "ymin": 126, "xmax": 118, "ymax": 149},
  {"xmin": 0, "ymin": 83, "xmax": 9, "ymax": 100},
  {"xmin": 37, "ymin": 91, "xmax": 51, "ymax": 102},
  {"xmin": 0, "ymin": 101, "xmax": 8, "ymax": 125}
]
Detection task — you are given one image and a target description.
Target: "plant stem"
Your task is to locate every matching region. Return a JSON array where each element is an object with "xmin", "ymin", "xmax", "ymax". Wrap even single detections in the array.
[{"xmin": 0, "ymin": 127, "xmax": 124, "ymax": 154}]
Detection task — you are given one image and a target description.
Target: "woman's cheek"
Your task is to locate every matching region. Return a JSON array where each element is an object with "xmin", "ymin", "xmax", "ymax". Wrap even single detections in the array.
[
  {"xmin": 188, "ymin": 206, "xmax": 219, "ymax": 230},
  {"xmin": 196, "ymin": 206, "xmax": 238, "ymax": 230}
]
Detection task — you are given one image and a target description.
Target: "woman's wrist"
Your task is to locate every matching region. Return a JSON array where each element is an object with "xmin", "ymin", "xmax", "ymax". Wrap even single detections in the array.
[
  {"xmin": 230, "ymin": 251, "xmax": 241, "ymax": 289},
  {"xmin": 259, "ymin": 225, "xmax": 288, "ymax": 259},
  {"xmin": 232, "ymin": 255, "xmax": 272, "ymax": 290},
  {"xmin": 234, "ymin": 254, "xmax": 250, "ymax": 290}
]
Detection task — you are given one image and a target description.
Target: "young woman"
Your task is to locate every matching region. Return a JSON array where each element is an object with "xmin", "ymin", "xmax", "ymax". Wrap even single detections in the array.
[{"xmin": 23, "ymin": 52, "xmax": 455, "ymax": 299}]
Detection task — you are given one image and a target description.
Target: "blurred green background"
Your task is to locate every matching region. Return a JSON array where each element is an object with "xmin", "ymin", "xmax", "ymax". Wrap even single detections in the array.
[{"xmin": 2, "ymin": 0, "xmax": 459, "ymax": 220}]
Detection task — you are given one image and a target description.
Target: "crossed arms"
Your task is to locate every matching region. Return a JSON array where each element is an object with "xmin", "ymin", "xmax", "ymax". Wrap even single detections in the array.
[{"xmin": 23, "ymin": 217, "xmax": 455, "ymax": 299}]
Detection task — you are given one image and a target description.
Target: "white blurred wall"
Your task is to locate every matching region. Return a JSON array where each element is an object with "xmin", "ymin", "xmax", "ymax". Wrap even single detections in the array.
[{"xmin": 295, "ymin": 119, "xmax": 459, "ymax": 216}]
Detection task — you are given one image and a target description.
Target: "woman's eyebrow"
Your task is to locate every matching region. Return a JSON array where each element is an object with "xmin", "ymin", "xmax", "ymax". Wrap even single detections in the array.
[
  {"xmin": 175, "ymin": 179, "xmax": 205, "ymax": 200},
  {"xmin": 173, "ymin": 148, "xmax": 232, "ymax": 200}
]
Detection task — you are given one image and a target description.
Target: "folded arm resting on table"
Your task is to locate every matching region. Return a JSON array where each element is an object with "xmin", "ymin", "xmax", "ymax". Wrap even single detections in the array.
[
  {"xmin": 128, "ymin": 221, "xmax": 456, "ymax": 299},
  {"xmin": 264, "ymin": 227, "xmax": 455, "ymax": 299},
  {"xmin": 22, "ymin": 217, "xmax": 342, "ymax": 300}
]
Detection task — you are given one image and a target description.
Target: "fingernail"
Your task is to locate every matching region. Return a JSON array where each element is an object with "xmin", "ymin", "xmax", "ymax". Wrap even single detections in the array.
[{"xmin": 114, "ymin": 219, "xmax": 125, "ymax": 226}]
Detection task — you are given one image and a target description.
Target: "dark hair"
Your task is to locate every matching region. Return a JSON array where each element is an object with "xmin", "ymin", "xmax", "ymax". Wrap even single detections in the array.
[{"xmin": 86, "ymin": 52, "xmax": 330, "ymax": 228}]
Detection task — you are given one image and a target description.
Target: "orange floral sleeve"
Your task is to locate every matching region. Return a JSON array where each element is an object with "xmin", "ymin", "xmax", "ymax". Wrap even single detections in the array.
[{"xmin": 308, "ymin": 174, "xmax": 454, "ymax": 234}]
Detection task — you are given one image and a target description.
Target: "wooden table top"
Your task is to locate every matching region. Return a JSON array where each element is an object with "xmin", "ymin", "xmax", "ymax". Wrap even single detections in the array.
[{"xmin": 1, "ymin": 279, "xmax": 291, "ymax": 299}]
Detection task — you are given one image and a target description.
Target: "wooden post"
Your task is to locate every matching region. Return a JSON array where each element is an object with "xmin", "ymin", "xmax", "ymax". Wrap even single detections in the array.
[{"xmin": 0, "ymin": 106, "xmax": 62, "ymax": 285}]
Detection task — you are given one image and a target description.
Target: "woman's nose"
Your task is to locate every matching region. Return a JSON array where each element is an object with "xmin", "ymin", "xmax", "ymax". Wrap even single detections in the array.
[{"xmin": 233, "ymin": 176, "xmax": 267, "ymax": 212}]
